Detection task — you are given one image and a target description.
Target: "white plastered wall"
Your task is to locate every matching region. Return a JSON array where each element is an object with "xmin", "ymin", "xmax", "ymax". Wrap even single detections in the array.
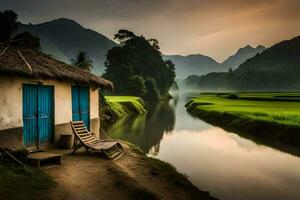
[
  {"xmin": 0, "ymin": 74, "xmax": 100, "ymax": 145},
  {"xmin": 0, "ymin": 75, "xmax": 23, "ymax": 130},
  {"xmin": 90, "ymin": 87, "xmax": 99, "ymax": 120}
]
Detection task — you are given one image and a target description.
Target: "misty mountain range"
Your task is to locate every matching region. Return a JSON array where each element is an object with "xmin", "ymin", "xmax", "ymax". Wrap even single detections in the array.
[
  {"xmin": 164, "ymin": 45, "xmax": 266, "ymax": 78},
  {"xmin": 185, "ymin": 35, "xmax": 300, "ymax": 91},
  {"xmin": 18, "ymin": 18, "xmax": 266, "ymax": 77},
  {"xmin": 18, "ymin": 18, "xmax": 115, "ymax": 75}
]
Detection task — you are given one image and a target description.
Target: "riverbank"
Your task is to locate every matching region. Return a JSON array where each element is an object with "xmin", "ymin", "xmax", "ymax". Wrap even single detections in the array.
[
  {"xmin": 186, "ymin": 93, "xmax": 300, "ymax": 146},
  {"xmin": 1, "ymin": 143, "xmax": 217, "ymax": 200},
  {"xmin": 104, "ymin": 96, "xmax": 147, "ymax": 120}
]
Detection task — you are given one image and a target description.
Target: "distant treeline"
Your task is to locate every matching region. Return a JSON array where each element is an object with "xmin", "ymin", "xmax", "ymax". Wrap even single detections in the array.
[{"xmin": 185, "ymin": 35, "xmax": 300, "ymax": 91}]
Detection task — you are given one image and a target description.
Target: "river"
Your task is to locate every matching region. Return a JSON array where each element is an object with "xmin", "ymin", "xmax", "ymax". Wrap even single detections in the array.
[{"xmin": 106, "ymin": 92, "xmax": 300, "ymax": 200}]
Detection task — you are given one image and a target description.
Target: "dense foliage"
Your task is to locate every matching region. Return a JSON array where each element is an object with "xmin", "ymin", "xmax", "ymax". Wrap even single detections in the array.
[
  {"xmin": 185, "ymin": 36, "xmax": 300, "ymax": 91},
  {"xmin": 0, "ymin": 10, "xmax": 18, "ymax": 42},
  {"xmin": 103, "ymin": 30, "xmax": 175, "ymax": 101},
  {"xmin": 0, "ymin": 10, "xmax": 41, "ymax": 49}
]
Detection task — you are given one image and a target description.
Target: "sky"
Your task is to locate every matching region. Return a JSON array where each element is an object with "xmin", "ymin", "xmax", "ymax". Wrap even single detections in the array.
[{"xmin": 1, "ymin": 0, "xmax": 300, "ymax": 62}]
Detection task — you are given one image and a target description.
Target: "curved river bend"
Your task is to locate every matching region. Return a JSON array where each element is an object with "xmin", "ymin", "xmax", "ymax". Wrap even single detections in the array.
[{"xmin": 106, "ymin": 92, "xmax": 300, "ymax": 200}]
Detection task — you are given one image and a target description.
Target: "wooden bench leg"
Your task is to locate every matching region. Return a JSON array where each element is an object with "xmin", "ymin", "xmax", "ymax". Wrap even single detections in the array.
[
  {"xmin": 84, "ymin": 146, "xmax": 91, "ymax": 154},
  {"xmin": 72, "ymin": 144, "xmax": 83, "ymax": 155},
  {"xmin": 72, "ymin": 137, "xmax": 85, "ymax": 155}
]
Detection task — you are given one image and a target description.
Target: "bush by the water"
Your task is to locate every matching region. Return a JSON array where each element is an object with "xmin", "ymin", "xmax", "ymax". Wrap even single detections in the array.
[{"xmin": 227, "ymin": 94, "xmax": 239, "ymax": 99}]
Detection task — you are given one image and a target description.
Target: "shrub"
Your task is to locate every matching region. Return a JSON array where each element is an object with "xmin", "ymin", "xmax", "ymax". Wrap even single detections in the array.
[{"xmin": 228, "ymin": 94, "xmax": 239, "ymax": 99}]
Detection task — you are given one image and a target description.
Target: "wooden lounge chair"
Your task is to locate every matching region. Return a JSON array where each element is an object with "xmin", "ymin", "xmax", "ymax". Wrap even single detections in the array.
[{"xmin": 70, "ymin": 121, "xmax": 123, "ymax": 159}]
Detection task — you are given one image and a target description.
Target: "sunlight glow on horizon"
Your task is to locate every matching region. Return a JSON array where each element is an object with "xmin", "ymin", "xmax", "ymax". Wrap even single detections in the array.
[{"xmin": 1, "ymin": 0, "xmax": 300, "ymax": 61}]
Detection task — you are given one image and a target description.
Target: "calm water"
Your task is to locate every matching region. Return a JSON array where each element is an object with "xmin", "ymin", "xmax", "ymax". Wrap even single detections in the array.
[{"xmin": 106, "ymin": 92, "xmax": 300, "ymax": 200}]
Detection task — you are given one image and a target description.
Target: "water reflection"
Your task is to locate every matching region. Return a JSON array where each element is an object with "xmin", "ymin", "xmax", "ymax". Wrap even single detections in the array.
[
  {"xmin": 157, "ymin": 128, "xmax": 300, "ymax": 200},
  {"xmin": 106, "ymin": 92, "xmax": 300, "ymax": 200},
  {"xmin": 106, "ymin": 100, "xmax": 176, "ymax": 154}
]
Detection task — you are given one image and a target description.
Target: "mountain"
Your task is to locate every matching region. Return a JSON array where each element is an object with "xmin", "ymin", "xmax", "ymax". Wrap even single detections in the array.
[
  {"xmin": 165, "ymin": 45, "xmax": 265, "ymax": 78},
  {"xmin": 185, "ymin": 36, "xmax": 300, "ymax": 91},
  {"xmin": 235, "ymin": 37, "xmax": 300, "ymax": 75},
  {"xmin": 163, "ymin": 54, "xmax": 221, "ymax": 79},
  {"xmin": 16, "ymin": 18, "xmax": 265, "ymax": 78},
  {"xmin": 18, "ymin": 18, "xmax": 116, "ymax": 75},
  {"xmin": 221, "ymin": 45, "xmax": 266, "ymax": 70}
]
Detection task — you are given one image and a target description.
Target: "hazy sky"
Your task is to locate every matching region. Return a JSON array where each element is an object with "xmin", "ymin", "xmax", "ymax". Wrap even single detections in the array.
[{"xmin": 1, "ymin": 0, "xmax": 300, "ymax": 62}]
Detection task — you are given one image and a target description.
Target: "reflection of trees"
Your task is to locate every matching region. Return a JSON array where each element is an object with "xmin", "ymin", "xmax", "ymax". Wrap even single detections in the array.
[{"xmin": 105, "ymin": 101, "xmax": 176, "ymax": 154}]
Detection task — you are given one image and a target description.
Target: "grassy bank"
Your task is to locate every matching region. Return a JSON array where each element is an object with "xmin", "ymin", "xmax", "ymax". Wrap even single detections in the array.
[
  {"xmin": 0, "ymin": 163, "xmax": 55, "ymax": 200},
  {"xmin": 105, "ymin": 96, "xmax": 147, "ymax": 119},
  {"xmin": 186, "ymin": 93, "xmax": 300, "ymax": 146}
]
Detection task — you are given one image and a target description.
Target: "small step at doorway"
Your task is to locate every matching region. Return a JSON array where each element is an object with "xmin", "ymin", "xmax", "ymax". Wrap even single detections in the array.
[{"xmin": 27, "ymin": 152, "xmax": 61, "ymax": 168}]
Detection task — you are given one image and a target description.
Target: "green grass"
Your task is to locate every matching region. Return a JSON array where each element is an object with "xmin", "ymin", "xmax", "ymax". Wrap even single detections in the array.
[
  {"xmin": 0, "ymin": 163, "xmax": 55, "ymax": 200},
  {"xmin": 105, "ymin": 96, "xmax": 147, "ymax": 119},
  {"xmin": 186, "ymin": 92, "xmax": 300, "ymax": 126}
]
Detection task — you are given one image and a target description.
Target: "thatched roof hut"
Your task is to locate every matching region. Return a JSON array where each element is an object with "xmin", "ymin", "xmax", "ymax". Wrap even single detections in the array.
[
  {"xmin": 0, "ymin": 42, "xmax": 112, "ymax": 149},
  {"xmin": 0, "ymin": 43, "xmax": 113, "ymax": 89}
]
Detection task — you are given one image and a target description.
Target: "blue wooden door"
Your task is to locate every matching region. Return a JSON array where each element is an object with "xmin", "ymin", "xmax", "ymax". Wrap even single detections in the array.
[
  {"xmin": 23, "ymin": 84, "xmax": 54, "ymax": 147},
  {"xmin": 71, "ymin": 86, "xmax": 80, "ymax": 121},
  {"xmin": 23, "ymin": 85, "xmax": 38, "ymax": 147},
  {"xmin": 38, "ymin": 86, "xmax": 54, "ymax": 145},
  {"xmin": 72, "ymin": 86, "xmax": 90, "ymax": 129}
]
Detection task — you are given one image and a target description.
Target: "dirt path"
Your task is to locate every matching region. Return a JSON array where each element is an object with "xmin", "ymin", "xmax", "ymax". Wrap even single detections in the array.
[{"xmin": 45, "ymin": 144, "xmax": 217, "ymax": 200}]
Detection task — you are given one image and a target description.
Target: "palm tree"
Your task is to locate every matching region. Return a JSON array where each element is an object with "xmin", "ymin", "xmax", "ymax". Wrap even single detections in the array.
[{"xmin": 71, "ymin": 51, "xmax": 93, "ymax": 72}]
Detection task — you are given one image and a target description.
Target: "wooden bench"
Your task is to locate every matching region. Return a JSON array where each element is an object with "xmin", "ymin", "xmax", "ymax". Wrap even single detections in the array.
[{"xmin": 27, "ymin": 152, "xmax": 61, "ymax": 168}]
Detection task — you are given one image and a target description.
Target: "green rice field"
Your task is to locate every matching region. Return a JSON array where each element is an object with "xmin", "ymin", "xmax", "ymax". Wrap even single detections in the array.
[{"xmin": 186, "ymin": 92, "xmax": 300, "ymax": 126}]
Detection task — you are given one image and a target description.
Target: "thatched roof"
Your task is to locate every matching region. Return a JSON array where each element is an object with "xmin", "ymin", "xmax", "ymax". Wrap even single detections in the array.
[{"xmin": 0, "ymin": 43, "xmax": 113, "ymax": 89}]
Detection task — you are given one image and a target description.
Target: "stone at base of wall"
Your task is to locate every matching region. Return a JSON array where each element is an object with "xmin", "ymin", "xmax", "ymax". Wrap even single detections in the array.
[
  {"xmin": 0, "ymin": 118, "xmax": 100, "ymax": 149},
  {"xmin": 0, "ymin": 127, "xmax": 23, "ymax": 149}
]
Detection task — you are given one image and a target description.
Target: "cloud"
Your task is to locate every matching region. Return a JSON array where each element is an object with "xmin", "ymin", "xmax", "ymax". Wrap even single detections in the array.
[{"xmin": 1, "ymin": 0, "xmax": 300, "ymax": 61}]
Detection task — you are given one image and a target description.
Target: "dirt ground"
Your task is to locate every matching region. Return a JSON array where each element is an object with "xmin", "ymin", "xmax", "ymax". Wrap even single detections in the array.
[{"xmin": 44, "ymin": 144, "xmax": 216, "ymax": 200}]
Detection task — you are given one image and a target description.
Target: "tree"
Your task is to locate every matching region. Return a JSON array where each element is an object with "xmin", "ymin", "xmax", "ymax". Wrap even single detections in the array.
[
  {"xmin": 144, "ymin": 78, "xmax": 160, "ymax": 102},
  {"xmin": 71, "ymin": 51, "xmax": 93, "ymax": 71},
  {"xmin": 104, "ymin": 30, "xmax": 176, "ymax": 101},
  {"xmin": 127, "ymin": 75, "xmax": 146, "ymax": 97},
  {"xmin": 147, "ymin": 39, "xmax": 160, "ymax": 50},
  {"xmin": 0, "ymin": 10, "xmax": 18, "ymax": 42},
  {"xmin": 162, "ymin": 59, "xmax": 176, "ymax": 93},
  {"xmin": 114, "ymin": 29, "xmax": 136, "ymax": 44}
]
